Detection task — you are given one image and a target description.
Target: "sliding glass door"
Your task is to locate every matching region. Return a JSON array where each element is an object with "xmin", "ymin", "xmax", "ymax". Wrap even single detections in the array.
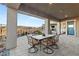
[{"xmin": 67, "ymin": 21, "xmax": 74, "ymax": 35}]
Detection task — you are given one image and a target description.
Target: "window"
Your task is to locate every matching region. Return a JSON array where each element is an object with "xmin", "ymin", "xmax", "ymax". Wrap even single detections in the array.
[
  {"xmin": 68, "ymin": 25, "xmax": 74, "ymax": 28},
  {"xmin": 17, "ymin": 13, "xmax": 45, "ymax": 36},
  {"xmin": 0, "ymin": 4, "xmax": 7, "ymax": 48}
]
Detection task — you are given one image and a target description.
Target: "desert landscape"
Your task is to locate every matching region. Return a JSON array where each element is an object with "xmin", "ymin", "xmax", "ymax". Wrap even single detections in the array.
[{"xmin": 0, "ymin": 24, "xmax": 43, "ymax": 38}]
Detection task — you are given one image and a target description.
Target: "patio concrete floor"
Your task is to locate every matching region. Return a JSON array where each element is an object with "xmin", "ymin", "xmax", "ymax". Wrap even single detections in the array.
[{"xmin": 9, "ymin": 35, "xmax": 79, "ymax": 56}]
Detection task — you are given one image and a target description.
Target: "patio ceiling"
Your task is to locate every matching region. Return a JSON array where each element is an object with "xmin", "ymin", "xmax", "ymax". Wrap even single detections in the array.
[{"xmin": 6, "ymin": 3, "xmax": 79, "ymax": 21}]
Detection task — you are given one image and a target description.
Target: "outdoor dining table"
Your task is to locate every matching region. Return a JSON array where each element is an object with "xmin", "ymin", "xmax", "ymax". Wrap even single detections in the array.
[{"xmin": 31, "ymin": 34, "xmax": 56, "ymax": 51}]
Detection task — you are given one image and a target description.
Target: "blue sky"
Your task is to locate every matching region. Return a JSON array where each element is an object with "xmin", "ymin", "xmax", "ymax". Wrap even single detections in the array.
[
  {"xmin": 17, "ymin": 13, "xmax": 45, "ymax": 27},
  {"xmin": 0, "ymin": 4, "xmax": 7, "ymax": 25},
  {"xmin": 0, "ymin": 4, "xmax": 45, "ymax": 27}
]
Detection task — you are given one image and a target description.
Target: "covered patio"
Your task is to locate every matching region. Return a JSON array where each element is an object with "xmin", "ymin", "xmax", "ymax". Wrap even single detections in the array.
[
  {"xmin": 1, "ymin": 3, "xmax": 79, "ymax": 56},
  {"xmin": 5, "ymin": 3, "xmax": 61, "ymax": 50},
  {"xmin": 9, "ymin": 35, "xmax": 79, "ymax": 56}
]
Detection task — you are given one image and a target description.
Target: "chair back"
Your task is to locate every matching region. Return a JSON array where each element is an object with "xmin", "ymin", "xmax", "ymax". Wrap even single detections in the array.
[
  {"xmin": 27, "ymin": 34, "xmax": 32, "ymax": 45},
  {"xmin": 54, "ymin": 34, "xmax": 60, "ymax": 42},
  {"xmin": 27, "ymin": 34, "xmax": 39, "ymax": 46},
  {"xmin": 27, "ymin": 34, "xmax": 32, "ymax": 40}
]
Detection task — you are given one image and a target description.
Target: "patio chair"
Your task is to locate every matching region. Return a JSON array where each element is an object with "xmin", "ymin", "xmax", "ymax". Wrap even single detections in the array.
[
  {"xmin": 0, "ymin": 44, "xmax": 6, "ymax": 56},
  {"xmin": 51, "ymin": 34, "xmax": 59, "ymax": 49},
  {"xmin": 41, "ymin": 34, "xmax": 60, "ymax": 54},
  {"xmin": 41, "ymin": 38, "xmax": 54, "ymax": 54},
  {"xmin": 0, "ymin": 40, "xmax": 10, "ymax": 56},
  {"xmin": 27, "ymin": 34, "xmax": 39, "ymax": 53}
]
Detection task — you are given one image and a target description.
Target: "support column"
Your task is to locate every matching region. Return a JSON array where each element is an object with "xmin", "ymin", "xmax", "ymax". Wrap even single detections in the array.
[
  {"xmin": 57, "ymin": 22, "xmax": 61, "ymax": 34},
  {"xmin": 44, "ymin": 19, "xmax": 50, "ymax": 36},
  {"xmin": 59, "ymin": 22, "xmax": 61, "ymax": 34},
  {"xmin": 6, "ymin": 8, "xmax": 17, "ymax": 49}
]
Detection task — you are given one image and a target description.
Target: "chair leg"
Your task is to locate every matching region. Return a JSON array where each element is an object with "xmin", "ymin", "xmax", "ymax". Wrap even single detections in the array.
[
  {"xmin": 52, "ymin": 44, "xmax": 59, "ymax": 49},
  {"xmin": 28, "ymin": 46, "xmax": 38, "ymax": 53},
  {"xmin": 43, "ymin": 46, "xmax": 54, "ymax": 54}
]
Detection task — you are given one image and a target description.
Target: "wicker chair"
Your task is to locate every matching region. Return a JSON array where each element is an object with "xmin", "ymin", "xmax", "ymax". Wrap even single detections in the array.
[{"xmin": 27, "ymin": 34, "xmax": 39, "ymax": 53}]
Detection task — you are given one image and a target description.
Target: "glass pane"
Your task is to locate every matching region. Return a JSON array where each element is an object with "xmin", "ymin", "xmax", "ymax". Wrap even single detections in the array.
[
  {"xmin": 68, "ymin": 25, "xmax": 74, "ymax": 27},
  {"xmin": 0, "ymin": 4, "xmax": 7, "ymax": 49},
  {"xmin": 17, "ymin": 13, "xmax": 45, "ymax": 37}
]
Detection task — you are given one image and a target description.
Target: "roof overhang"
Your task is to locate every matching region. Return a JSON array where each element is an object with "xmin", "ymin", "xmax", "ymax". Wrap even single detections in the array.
[{"xmin": 4, "ymin": 3, "xmax": 79, "ymax": 22}]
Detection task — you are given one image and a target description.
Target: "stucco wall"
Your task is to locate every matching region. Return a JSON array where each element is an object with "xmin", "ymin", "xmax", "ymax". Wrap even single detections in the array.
[
  {"xmin": 61, "ymin": 19, "xmax": 77, "ymax": 36},
  {"xmin": 76, "ymin": 17, "xmax": 79, "ymax": 37},
  {"xmin": 50, "ymin": 21, "xmax": 61, "ymax": 34},
  {"xmin": 50, "ymin": 19, "xmax": 78, "ymax": 36},
  {"xmin": 61, "ymin": 21, "xmax": 67, "ymax": 34}
]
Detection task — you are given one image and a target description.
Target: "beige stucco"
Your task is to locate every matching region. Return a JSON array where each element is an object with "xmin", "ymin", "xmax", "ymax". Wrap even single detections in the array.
[
  {"xmin": 50, "ymin": 19, "xmax": 78, "ymax": 36},
  {"xmin": 60, "ymin": 19, "xmax": 77, "ymax": 36},
  {"xmin": 61, "ymin": 21, "xmax": 67, "ymax": 34},
  {"xmin": 6, "ymin": 7, "xmax": 17, "ymax": 49},
  {"xmin": 76, "ymin": 17, "xmax": 79, "ymax": 37},
  {"xmin": 50, "ymin": 21, "xmax": 61, "ymax": 34}
]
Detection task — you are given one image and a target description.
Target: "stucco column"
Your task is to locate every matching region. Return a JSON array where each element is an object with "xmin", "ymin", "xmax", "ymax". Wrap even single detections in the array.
[
  {"xmin": 57, "ymin": 22, "xmax": 61, "ymax": 34},
  {"xmin": 44, "ymin": 19, "xmax": 50, "ymax": 36},
  {"xmin": 6, "ymin": 7, "xmax": 17, "ymax": 49},
  {"xmin": 59, "ymin": 22, "xmax": 61, "ymax": 34}
]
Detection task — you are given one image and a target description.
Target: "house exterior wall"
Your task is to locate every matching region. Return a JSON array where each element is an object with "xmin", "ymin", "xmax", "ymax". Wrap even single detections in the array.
[
  {"xmin": 61, "ymin": 21, "xmax": 67, "ymax": 34},
  {"xmin": 50, "ymin": 21, "xmax": 61, "ymax": 34},
  {"xmin": 50, "ymin": 19, "xmax": 78, "ymax": 36},
  {"xmin": 60, "ymin": 19, "xmax": 77, "ymax": 36}
]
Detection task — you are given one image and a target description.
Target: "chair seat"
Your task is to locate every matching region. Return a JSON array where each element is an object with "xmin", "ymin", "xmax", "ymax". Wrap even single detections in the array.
[
  {"xmin": 41, "ymin": 39, "xmax": 53, "ymax": 46},
  {"xmin": 41, "ymin": 37, "xmax": 59, "ymax": 46}
]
